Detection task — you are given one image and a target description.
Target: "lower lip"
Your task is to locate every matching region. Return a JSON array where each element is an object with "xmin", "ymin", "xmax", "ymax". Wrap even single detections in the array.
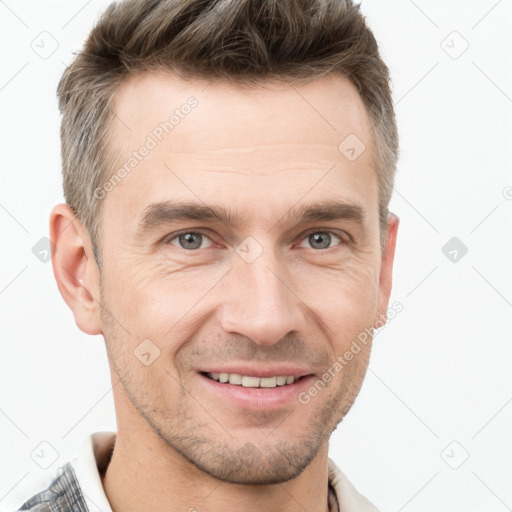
[{"xmin": 198, "ymin": 373, "xmax": 315, "ymax": 411}]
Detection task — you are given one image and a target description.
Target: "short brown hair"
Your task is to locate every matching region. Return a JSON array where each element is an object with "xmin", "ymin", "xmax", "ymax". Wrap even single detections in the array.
[{"xmin": 57, "ymin": 0, "xmax": 399, "ymax": 268}]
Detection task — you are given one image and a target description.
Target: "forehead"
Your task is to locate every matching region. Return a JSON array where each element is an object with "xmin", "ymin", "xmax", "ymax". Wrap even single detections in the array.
[
  {"xmin": 110, "ymin": 70, "xmax": 373, "ymax": 154},
  {"xmin": 102, "ymin": 70, "xmax": 378, "ymax": 232}
]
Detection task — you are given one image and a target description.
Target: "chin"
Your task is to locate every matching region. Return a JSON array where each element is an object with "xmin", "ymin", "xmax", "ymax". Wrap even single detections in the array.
[{"xmin": 181, "ymin": 441, "xmax": 320, "ymax": 485}]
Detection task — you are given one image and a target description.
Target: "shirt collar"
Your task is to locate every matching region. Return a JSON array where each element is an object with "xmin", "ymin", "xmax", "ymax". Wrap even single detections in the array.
[
  {"xmin": 71, "ymin": 431, "xmax": 378, "ymax": 512},
  {"xmin": 69, "ymin": 431, "xmax": 114, "ymax": 512}
]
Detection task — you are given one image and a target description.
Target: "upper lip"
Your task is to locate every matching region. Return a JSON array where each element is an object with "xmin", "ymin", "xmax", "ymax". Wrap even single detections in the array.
[{"xmin": 199, "ymin": 365, "xmax": 312, "ymax": 379}]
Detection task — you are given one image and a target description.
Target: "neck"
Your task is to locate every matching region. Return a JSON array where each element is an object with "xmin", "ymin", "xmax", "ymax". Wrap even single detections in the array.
[{"xmin": 101, "ymin": 421, "xmax": 331, "ymax": 512}]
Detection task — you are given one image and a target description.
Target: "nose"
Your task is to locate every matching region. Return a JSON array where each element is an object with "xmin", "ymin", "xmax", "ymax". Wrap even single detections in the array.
[{"xmin": 217, "ymin": 248, "xmax": 308, "ymax": 346}]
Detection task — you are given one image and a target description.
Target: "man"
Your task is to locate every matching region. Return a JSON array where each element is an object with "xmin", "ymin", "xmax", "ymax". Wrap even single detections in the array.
[{"xmin": 14, "ymin": 0, "xmax": 399, "ymax": 510}]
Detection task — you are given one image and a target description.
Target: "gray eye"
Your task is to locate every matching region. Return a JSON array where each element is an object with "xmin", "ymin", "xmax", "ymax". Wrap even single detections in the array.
[
  {"xmin": 176, "ymin": 232, "xmax": 204, "ymax": 250},
  {"xmin": 308, "ymin": 232, "xmax": 333, "ymax": 249}
]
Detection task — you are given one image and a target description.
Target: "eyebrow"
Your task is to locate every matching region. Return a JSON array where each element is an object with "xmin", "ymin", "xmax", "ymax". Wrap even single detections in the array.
[{"xmin": 137, "ymin": 199, "xmax": 367, "ymax": 233}]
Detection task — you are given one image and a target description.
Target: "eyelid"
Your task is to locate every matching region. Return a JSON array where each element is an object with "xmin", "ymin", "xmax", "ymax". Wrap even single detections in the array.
[
  {"xmin": 295, "ymin": 229, "xmax": 349, "ymax": 249},
  {"xmin": 163, "ymin": 228, "xmax": 350, "ymax": 250},
  {"xmin": 164, "ymin": 229, "xmax": 216, "ymax": 249}
]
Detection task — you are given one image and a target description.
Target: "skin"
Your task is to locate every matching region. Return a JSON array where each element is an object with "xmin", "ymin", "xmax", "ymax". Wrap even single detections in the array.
[{"xmin": 50, "ymin": 71, "xmax": 399, "ymax": 512}]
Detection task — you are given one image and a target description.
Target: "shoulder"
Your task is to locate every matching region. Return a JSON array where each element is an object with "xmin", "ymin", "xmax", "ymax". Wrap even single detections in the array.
[{"xmin": 11, "ymin": 462, "xmax": 89, "ymax": 512}]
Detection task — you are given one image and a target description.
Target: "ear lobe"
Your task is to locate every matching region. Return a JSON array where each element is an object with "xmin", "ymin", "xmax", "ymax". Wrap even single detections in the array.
[
  {"xmin": 374, "ymin": 212, "xmax": 399, "ymax": 327},
  {"xmin": 49, "ymin": 203, "xmax": 103, "ymax": 335}
]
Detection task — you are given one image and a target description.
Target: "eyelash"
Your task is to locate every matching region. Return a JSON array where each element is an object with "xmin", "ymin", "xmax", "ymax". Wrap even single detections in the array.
[{"xmin": 164, "ymin": 229, "xmax": 350, "ymax": 251}]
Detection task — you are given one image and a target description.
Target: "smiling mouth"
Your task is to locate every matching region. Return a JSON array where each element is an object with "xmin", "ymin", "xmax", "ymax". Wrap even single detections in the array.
[{"xmin": 201, "ymin": 371, "xmax": 305, "ymax": 388}]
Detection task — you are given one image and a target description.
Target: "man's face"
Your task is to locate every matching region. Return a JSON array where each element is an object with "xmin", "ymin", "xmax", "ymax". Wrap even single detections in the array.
[{"xmin": 96, "ymin": 71, "xmax": 394, "ymax": 484}]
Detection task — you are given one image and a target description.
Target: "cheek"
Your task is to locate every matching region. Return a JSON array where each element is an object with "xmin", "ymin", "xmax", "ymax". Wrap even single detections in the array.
[
  {"xmin": 337, "ymin": 262, "xmax": 380, "ymax": 315},
  {"xmin": 103, "ymin": 244, "xmax": 210, "ymax": 310},
  {"xmin": 102, "ymin": 256, "xmax": 233, "ymax": 358},
  {"xmin": 133, "ymin": 263, "xmax": 229, "ymax": 323},
  {"xmin": 296, "ymin": 259, "xmax": 380, "ymax": 324}
]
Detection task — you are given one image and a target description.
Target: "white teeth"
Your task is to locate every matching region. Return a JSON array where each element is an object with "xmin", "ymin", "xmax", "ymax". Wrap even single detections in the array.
[
  {"xmin": 260, "ymin": 377, "xmax": 277, "ymax": 388},
  {"xmin": 241, "ymin": 376, "xmax": 260, "ymax": 388},
  {"xmin": 228, "ymin": 373, "xmax": 242, "ymax": 385},
  {"xmin": 206, "ymin": 372, "xmax": 296, "ymax": 387}
]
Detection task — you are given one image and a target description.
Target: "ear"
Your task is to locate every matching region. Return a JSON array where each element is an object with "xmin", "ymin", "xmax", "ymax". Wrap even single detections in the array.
[
  {"xmin": 49, "ymin": 203, "xmax": 103, "ymax": 335},
  {"xmin": 374, "ymin": 212, "xmax": 399, "ymax": 327}
]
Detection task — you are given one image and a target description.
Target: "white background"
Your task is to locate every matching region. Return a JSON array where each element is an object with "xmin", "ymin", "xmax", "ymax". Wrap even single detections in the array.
[{"xmin": 1, "ymin": 1, "xmax": 511, "ymax": 511}]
